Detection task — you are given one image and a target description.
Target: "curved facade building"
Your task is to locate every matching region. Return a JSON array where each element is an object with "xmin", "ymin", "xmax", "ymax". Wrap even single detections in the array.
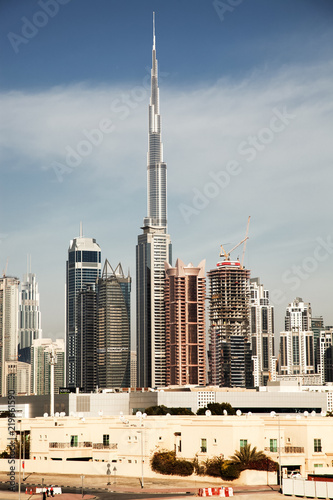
[{"xmin": 97, "ymin": 260, "xmax": 131, "ymax": 389}]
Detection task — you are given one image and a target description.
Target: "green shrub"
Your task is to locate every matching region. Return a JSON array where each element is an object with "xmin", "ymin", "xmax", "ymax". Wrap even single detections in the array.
[
  {"xmin": 197, "ymin": 403, "xmax": 236, "ymax": 415},
  {"xmin": 204, "ymin": 456, "xmax": 224, "ymax": 477},
  {"xmin": 150, "ymin": 450, "xmax": 194, "ymax": 476},
  {"xmin": 220, "ymin": 461, "xmax": 241, "ymax": 481}
]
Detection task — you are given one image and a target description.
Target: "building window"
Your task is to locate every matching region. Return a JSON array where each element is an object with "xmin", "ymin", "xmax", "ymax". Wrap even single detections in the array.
[
  {"xmin": 240, "ymin": 439, "xmax": 248, "ymax": 449},
  {"xmin": 270, "ymin": 439, "xmax": 277, "ymax": 452},
  {"xmin": 103, "ymin": 434, "xmax": 109, "ymax": 446},
  {"xmin": 314, "ymin": 439, "xmax": 322, "ymax": 452},
  {"xmin": 70, "ymin": 435, "xmax": 78, "ymax": 447},
  {"xmin": 200, "ymin": 438, "xmax": 207, "ymax": 453},
  {"xmin": 314, "ymin": 464, "xmax": 323, "ymax": 468}
]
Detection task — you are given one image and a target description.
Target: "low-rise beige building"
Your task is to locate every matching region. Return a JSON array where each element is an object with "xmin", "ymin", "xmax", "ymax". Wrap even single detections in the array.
[{"xmin": 0, "ymin": 413, "xmax": 332, "ymax": 479}]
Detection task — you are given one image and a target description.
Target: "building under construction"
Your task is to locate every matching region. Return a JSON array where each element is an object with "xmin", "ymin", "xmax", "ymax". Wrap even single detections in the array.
[{"xmin": 208, "ymin": 218, "xmax": 253, "ymax": 388}]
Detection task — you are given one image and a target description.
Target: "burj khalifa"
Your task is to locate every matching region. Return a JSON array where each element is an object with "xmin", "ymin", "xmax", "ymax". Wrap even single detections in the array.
[{"xmin": 136, "ymin": 13, "xmax": 172, "ymax": 388}]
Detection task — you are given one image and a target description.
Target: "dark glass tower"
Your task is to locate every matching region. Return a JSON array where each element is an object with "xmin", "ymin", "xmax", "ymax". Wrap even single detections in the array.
[
  {"xmin": 66, "ymin": 231, "xmax": 101, "ymax": 388},
  {"xmin": 136, "ymin": 13, "xmax": 172, "ymax": 388},
  {"xmin": 96, "ymin": 260, "xmax": 131, "ymax": 389}
]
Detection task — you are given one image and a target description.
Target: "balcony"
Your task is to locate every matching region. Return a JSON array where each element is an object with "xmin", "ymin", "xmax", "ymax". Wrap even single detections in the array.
[
  {"xmin": 49, "ymin": 442, "xmax": 117, "ymax": 450},
  {"xmin": 264, "ymin": 446, "xmax": 304, "ymax": 454},
  {"xmin": 92, "ymin": 443, "xmax": 117, "ymax": 450}
]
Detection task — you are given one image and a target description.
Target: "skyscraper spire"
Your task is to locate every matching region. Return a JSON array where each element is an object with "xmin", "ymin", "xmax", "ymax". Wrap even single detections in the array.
[
  {"xmin": 144, "ymin": 11, "xmax": 167, "ymax": 229},
  {"xmin": 153, "ymin": 11, "xmax": 156, "ymax": 50},
  {"xmin": 137, "ymin": 13, "xmax": 172, "ymax": 389}
]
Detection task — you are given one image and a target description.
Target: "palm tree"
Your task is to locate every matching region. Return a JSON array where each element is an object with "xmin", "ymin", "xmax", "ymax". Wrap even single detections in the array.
[{"xmin": 229, "ymin": 443, "xmax": 267, "ymax": 470}]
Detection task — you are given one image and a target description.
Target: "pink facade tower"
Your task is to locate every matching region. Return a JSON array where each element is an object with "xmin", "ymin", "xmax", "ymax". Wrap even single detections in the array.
[{"xmin": 164, "ymin": 259, "xmax": 206, "ymax": 386}]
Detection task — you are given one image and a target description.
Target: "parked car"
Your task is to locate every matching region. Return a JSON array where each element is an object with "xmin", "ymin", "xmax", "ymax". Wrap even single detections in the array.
[{"xmin": 289, "ymin": 471, "xmax": 302, "ymax": 478}]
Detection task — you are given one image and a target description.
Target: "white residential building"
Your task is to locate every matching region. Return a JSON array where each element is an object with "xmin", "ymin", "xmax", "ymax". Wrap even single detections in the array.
[
  {"xmin": 279, "ymin": 298, "xmax": 315, "ymax": 376},
  {"xmin": 31, "ymin": 338, "xmax": 65, "ymax": 395},
  {"xmin": 249, "ymin": 278, "xmax": 277, "ymax": 386}
]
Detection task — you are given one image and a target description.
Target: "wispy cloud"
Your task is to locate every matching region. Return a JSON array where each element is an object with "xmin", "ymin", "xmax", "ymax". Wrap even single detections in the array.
[{"xmin": 1, "ymin": 59, "xmax": 332, "ymax": 335}]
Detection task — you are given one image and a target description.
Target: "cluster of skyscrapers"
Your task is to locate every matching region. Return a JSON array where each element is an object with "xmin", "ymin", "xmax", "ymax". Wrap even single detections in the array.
[
  {"xmin": 1, "ymin": 16, "xmax": 332, "ymax": 398},
  {"xmin": 0, "ymin": 269, "xmax": 65, "ymax": 396}
]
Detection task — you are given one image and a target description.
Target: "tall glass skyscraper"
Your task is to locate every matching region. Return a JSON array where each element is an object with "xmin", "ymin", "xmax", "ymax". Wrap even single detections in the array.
[
  {"xmin": 66, "ymin": 230, "xmax": 101, "ymax": 388},
  {"xmin": 136, "ymin": 14, "xmax": 172, "ymax": 388}
]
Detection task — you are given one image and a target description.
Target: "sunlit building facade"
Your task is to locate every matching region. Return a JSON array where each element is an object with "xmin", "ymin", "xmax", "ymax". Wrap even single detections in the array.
[{"xmin": 136, "ymin": 15, "xmax": 172, "ymax": 388}]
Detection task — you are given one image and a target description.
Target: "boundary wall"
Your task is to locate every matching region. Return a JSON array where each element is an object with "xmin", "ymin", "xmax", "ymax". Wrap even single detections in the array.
[{"xmin": 283, "ymin": 478, "xmax": 333, "ymax": 498}]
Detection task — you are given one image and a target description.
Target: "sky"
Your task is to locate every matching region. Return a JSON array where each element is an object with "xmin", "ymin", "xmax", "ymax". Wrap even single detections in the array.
[{"xmin": 1, "ymin": 0, "xmax": 333, "ymax": 343}]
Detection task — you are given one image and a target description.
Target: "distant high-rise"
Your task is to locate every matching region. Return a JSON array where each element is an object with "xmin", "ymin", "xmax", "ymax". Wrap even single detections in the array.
[
  {"xmin": 66, "ymin": 228, "xmax": 101, "ymax": 388},
  {"xmin": 77, "ymin": 285, "xmax": 97, "ymax": 393},
  {"xmin": 19, "ymin": 271, "xmax": 42, "ymax": 363},
  {"xmin": 130, "ymin": 351, "xmax": 137, "ymax": 388},
  {"xmin": 136, "ymin": 13, "xmax": 172, "ymax": 388},
  {"xmin": 164, "ymin": 259, "xmax": 206, "ymax": 386},
  {"xmin": 311, "ymin": 316, "xmax": 324, "ymax": 373},
  {"xmin": 96, "ymin": 260, "xmax": 131, "ymax": 389},
  {"xmin": 249, "ymin": 278, "xmax": 276, "ymax": 386},
  {"xmin": 279, "ymin": 297, "xmax": 315, "ymax": 375},
  {"xmin": 0, "ymin": 276, "xmax": 20, "ymax": 396},
  {"xmin": 318, "ymin": 327, "xmax": 333, "ymax": 383},
  {"xmin": 208, "ymin": 258, "xmax": 252, "ymax": 388},
  {"xmin": 31, "ymin": 338, "xmax": 65, "ymax": 395}
]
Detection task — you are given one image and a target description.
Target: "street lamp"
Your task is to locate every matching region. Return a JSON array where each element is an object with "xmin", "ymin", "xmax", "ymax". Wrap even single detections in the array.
[
  {"xmin": 135, "ymin": 411, "xmax": 146, "ymax": 488},
  {"xmin": 80, "ymin": 475, "xmax": 85, "ymax": 498},
  {"xmin": 137, "ymin": 430, "xmax": 144, "ymax": 488},
  {"xmin": 270, "ymin": 411, "xmax": 282, "ymax": 492},
  {"xmin": 18, "ymin": 419, "xmax": 22, "ymax": 500}
]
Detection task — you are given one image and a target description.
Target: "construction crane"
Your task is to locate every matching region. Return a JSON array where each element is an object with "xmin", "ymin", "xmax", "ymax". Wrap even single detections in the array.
[
  {"xmin": 2, "ymin": 258, "xmax": 8, "ymax": 278},
  {"xmin": 219, "ymin": 216, "xmax": 251, "ymax": 269}
]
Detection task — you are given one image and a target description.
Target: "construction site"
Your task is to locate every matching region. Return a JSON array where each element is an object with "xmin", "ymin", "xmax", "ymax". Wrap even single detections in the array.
[{"xmin": 208, "ymin": 217, "xmax": 253, "ymax": 388}]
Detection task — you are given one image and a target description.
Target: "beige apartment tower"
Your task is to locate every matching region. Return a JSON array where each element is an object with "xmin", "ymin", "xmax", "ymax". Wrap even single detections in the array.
[{"xmin": 164, "ymin": 259, "xmax": 206, "ymax": 386}]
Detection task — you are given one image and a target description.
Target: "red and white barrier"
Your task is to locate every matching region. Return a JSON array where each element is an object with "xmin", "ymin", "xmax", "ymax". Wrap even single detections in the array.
[{"xmin": 198, "ymin": 487, "xmax": 233, "ymax": 497}]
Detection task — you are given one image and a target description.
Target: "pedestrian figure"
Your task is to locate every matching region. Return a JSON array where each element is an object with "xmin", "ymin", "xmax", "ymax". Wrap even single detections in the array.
[
  {"xmin": 42, "ymin": 490, "xmax": 46, "ymax": 500},
  {"xmin": 50, "ymin": 486, "xmax": 54, "ymax": 497},
  {"xmin": 46, "ymin": 487, "xmax": 50, "ymax": 497}
]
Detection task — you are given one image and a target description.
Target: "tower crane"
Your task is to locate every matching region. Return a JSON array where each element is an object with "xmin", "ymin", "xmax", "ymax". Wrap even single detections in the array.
[
  {"xmin": 2, "ymin": 258, "xmax": 8, "ymax": 277},
  {"xmin": 219, "ymin": 216, "xmax": 251, "ymax": 269}
]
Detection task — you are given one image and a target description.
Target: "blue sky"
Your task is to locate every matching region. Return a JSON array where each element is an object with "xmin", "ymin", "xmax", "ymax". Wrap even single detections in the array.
[{"xmin": 1, "ymin": 0, "xmax": 333, "ymax": 340}]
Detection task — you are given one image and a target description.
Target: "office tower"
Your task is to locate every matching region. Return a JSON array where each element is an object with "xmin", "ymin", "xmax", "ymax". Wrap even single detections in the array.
[
  {"xmin": 279, "ymin": 297, "xmax": 315, "ymax": 375},
  {"xmin": 130, "ymin": 351, "xmax": 137, "ymax": 388},
  {"xmin": 249, "ymin": 278, "xmax": 276, "ymax": 387},
  {"xmin": 31, "ymin": 338, "xmax": 65, "ymax": 395},
  {"xmin": 0, "ymin": 276, "xmax": 20, "ymax": 396},
  {"xmin": 208, "ymin": 258, "xmax": 252, "ymax": 388},
  {"xmin": 66, "ymin": 229, "xmax": 101, "ymax": 388},
  {"xmin": 318, "ymin": 328, "xmax": 333, "ymax": 383},
  {"xmin": 136, "ymin": 14, "xmax": 172, "ymax": 388},
  {"xmin": 311, "ymin": 316, "xmax": 324, "ymax": 372},
  {"xmin": 96, "ymin": 260, "xmax": 131, "ymax": 389},
  {"xmin": 19, "ymin": 271, "xmax": 42, "ymax": 363},
  {"xmin": 77, "ymin": 285, "xmax": 97, "ymax": 393},
  {"xmin": 164, "ymin": 259, "xmax": 206, "ymax": 386}
]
